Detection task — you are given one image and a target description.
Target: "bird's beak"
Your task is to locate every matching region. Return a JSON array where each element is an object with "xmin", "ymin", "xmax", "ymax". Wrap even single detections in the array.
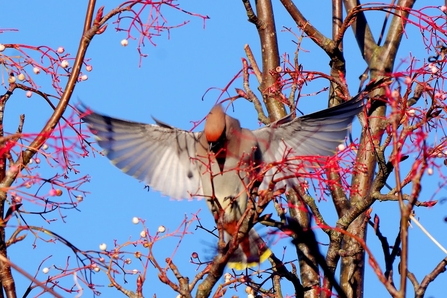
[
  {"xmin": 208, "ymin": 133, "xmax": 226, "ymax": 153},
  {"xmin": 209, "ymin": 141, "xmax": 218, "ymax": 152}
]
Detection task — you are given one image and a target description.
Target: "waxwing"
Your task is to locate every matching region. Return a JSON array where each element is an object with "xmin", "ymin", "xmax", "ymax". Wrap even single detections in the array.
[{"xmin": 81, "ymin": 86, "xmax": 372, "ymax": 269}]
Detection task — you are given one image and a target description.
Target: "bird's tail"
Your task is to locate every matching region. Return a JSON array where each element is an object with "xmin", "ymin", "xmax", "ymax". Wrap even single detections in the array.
[{"xmin": 227, "ymin": 229, "xmax": 272, "ymax": 270}]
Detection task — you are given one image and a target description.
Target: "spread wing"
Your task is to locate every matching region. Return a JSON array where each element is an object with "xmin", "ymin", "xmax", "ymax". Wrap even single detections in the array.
[
  {"xmin": 253, "ymin": 94, "xmax": 365, "ymax": 190},
  {"xmin": 81, "ymin": 107, "xmax": 203, "ymax": 200}
]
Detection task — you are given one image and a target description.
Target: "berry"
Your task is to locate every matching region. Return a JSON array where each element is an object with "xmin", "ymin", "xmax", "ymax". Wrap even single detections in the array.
[
  {"xmin": 61, "ymin": 60, "xmax": 69, "ymax": 68},
  {"xmin": 404, "ymin": 77, "xmax": 411, "ymax": 85}
]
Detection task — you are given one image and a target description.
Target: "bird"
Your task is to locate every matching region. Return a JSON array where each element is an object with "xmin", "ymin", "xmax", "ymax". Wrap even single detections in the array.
[{"xmin": 80, "ymin": 84, "xmax": 376, "ymax": 269}]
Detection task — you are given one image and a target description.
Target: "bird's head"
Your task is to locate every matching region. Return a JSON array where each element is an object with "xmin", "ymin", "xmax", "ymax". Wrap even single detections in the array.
[{"xmin": 205, "ymin": 105, "xmax": 226, "ymax": 152}]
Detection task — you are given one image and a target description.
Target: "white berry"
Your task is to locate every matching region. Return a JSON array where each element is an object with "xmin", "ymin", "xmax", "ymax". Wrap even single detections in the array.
[
  {"xmin": 81, "ymin": 74, "xmax": 88, "ymax": 81},
  {"xmin": 121, "ymin": 39, "xmax": 128, "ymax": 47},
  {"xmin": 132, "ymin": 217, "xmax": 139, "ymax": 224},
  {"xmin": 61, "ymin": 60, "xmax": 69, "ymax": 68},
  {"xmin": 99, "ymin": 243, "xmax": 107, "ymax": 251},
  {"xmin": 57, "ymin": 47, "xmax": 65, "ymax": 54},
  {"xmin": 42, "ymin": 267, "xmax": 50, "ymax": 274},
  {"xmin": 8, "ymin": 76, "xmax": 16, "ymax": 84},
  {"xmin": 26, "ymin": 91, "xmax": 32, "ymax": 98},
  {"xmin": 85, "ymin": 65, "xmax": 93, "ymax": 72},
  {"xmin": 0, "ymin": 44, "xmax": 5, "ymax": 52},
  {"xmin": 224, "ymin": 272, "xmax": 231, "ymax": 283},
  {"xmin": 404, "ymin": 77, "xmax": 411, "ymax": 85},
  {"xmin": 17, "ymin": 73, "xmax": 25, "ymax": 81},
  {"xmin": 140, "ymin": 230, "xmax": 146, "ymax": 238},
  {"xmin": 157, "ymin": 225, "xmax": 166, "ymax": 233}
]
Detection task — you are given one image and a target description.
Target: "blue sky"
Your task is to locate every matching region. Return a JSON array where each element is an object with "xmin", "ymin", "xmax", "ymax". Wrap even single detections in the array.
[{"xmin": 1, "ymin": 1, "xmax": 447, "ymax": 297}]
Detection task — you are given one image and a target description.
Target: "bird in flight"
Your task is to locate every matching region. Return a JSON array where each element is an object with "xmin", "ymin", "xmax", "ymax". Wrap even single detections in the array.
[{"xmin": 81, "ymin": 82, "xmax": 379, "ymax": 269}]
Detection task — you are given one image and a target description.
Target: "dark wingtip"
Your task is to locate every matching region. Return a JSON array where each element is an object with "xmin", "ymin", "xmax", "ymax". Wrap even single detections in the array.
[{"xmin": 77, "ymin": 101, "xmax": 94, "ymax": 122}]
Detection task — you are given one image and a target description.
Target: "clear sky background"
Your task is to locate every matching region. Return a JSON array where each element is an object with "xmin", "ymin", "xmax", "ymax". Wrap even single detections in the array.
[{"xmin": 1, "ymin": 1, "xmax": 447, "ymax": 297}]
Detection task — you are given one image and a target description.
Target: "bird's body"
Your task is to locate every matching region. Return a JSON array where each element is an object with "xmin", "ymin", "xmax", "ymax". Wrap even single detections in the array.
[
  {"xmin": 82, "ymin": 87, "xmax": 372, "ymax": 269},
  {"xmin": 198, "ymin": 106, "xmax": 260, "ymax": 221}
]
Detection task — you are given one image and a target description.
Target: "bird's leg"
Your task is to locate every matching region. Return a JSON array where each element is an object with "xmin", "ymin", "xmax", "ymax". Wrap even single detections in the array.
[
  {"xmin": 207, "ymin": 197, "xmax": 219, "ymax": 222},
  {"xmin": 224, "ymin": 195, "xmax": 239, "ymax": 209}
]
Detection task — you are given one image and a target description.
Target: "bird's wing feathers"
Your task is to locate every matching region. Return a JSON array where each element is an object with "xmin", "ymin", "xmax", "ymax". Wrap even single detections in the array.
[
  {"xmin": 253, "ymin": 94, "xmax": 364, "ymax": 190},
  {"xmin": 82, "ymin": 110, "xmax": 203, "ymax": 200}
]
